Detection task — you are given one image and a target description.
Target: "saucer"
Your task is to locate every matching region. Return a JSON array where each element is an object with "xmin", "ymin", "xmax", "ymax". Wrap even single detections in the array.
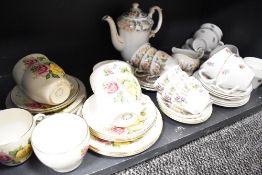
[
  {"xmin": 157, "ymin": 93, "xmax": 212, "ymax": 124},
  {"xmin": 82, "ymin": 94, "xmax": 157, "ymax": 142},
  {"xmin": 10, "ymin": 75, "xmax": 79, "ymax": 113},
  {"xmin": 89, "ymin": 109, "xmax": 162, "ymax": 157}
]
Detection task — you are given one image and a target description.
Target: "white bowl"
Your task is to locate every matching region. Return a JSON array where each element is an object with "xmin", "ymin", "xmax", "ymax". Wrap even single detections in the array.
[{"xmin": 31, "ymin": 113, "xmax": 90, "ymax": 173}]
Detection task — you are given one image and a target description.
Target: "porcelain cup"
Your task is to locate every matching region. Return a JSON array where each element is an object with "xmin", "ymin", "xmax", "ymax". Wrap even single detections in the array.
[
  {"xmin": 0, "ymin": 108, "xmax": 44, "ymax": 166},
  {"xmin": 244, "ymin": 57, "xmax": 262, "ymax": 89},
  {"xmin": 171, "ymin": 77, "xmax": 210, "ymax": 114},
  {"xmin": 13, "ymin": 53, "xmax": 71, "ymax": 105},
  {"xmin": 215, "ymin": 54, "xmax": 255, "ymax": 92},
  {"xmin": 192, "ymin": 23, "xmax": 223, "ymax": 52},
  {"xmin": 149, "ymin": 50, "xmax": 169, "ymax": 75},
  {"xmin": 130, "ymin": 43, "xmax": 151, "ymax": 67},
  {"xmin": 139, "ymin": 47, "xmax": 157, "ymax": 72},
  {"xmin": 93, "ymin": 74, "xmax": 143, "ymax": 127},
  {"xmin": 172, "ymin": 53, "xmax": 200, "ymax": 75},
  {"xmin": 210, "ymin": 44, "xmax": 239, "ymax": 57},
  {"xmin": 31, "ymin": 113, "xmax": 90, "ymax": 173},
  {"xmin": 199, "ymin": 47, "xmax": 233, "ymax": 82}
]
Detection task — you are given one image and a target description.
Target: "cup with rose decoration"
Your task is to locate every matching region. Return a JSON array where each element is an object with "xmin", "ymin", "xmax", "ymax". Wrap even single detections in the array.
[{"xmin": 12, "ymin": 53, "xmax": 71, "ymax": 105}]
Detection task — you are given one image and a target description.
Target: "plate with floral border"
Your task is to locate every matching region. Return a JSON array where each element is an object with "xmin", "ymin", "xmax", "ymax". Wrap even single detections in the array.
[
  {"xmin": 89, "ymin": 108, "xmax": 162, "ymax": 157},
  {"xmin": 82, "ymin": 94, "xmax": 157, "ymax": 142}
]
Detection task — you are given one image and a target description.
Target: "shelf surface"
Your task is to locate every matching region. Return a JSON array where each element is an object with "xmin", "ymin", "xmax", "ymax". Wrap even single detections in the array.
[{"xmin": 0, "ymin": 88, "xmax": 262, "ymax": 175}]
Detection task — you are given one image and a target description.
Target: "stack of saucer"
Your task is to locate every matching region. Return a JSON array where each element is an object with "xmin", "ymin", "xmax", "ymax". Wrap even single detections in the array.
[
  {"xmin": 6, "ymin": 75, "xmax": 86, "ymax": 115},
  {"xmin": 7, "ymin": 53, "xmax": 86, "ymax": 115},
  {"xmin": 154, "ymin": 66, "xmax": 212, "ymax": 124},
  {"xmin": 129, "ymin": 43, "xmax": 177, "ymax": 91},
  {"xmin": 82, "ymin": 60, "xmax": 162, "ymax": 157},
  {"xmin": 194, "ymin": 47, "xmax": 254, "ymax": 107}
]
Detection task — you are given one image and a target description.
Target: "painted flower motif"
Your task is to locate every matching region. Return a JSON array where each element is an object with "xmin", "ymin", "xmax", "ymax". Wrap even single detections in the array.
[
  {"xmin": 123, "ymin": 80, "xmax": 140, "ymax": 98},
  {"xmin": 36, "ymin": 64, "xmax": 49, "ymax": 75},
  {"xmin": 104, "ymin": 68, "xmax": 114, "ymax": 76},
  {"xmin": 23, "ymin": 58, "xmax": 38, "ymax": 67},
  {"xmin": 104, "ymin": 82, "xmax": 119, "ymax": 94},
  {"xmin": 15, "ymin": 144, "xmax": 32, "ymax": 161},
  {"xmin": 50, "ymin": 63, "xmax": 65, "ymax": 76},
  {"xmin": 25, "ymin": 102, "xmax": 43, "ymax": 109},
  {"xmin": 0, "ymin": 152, "xmax": 13, "ymax": 162},
  {"xmin": 239, "ymin": 64, "xmax": 245, "ymax": 69},
  {"xmin": 175, "ymin": 96, "xmax": 186, "ymax": 103},
  {"xmin": 111, "ymin": 127, "xmax": 127, "ymax": 135}
]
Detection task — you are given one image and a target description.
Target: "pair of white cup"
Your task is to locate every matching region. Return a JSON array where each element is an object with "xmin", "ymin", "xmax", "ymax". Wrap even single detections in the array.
[
  {"xmin": 155, "ymin": 66, "xmax": 210, "ymax": 114},
  {"xmin": 90, "ymin": 60, "xmax": 143, "ymax": 127},
  {"xmin": 12, "ymin": 53, "xmax": 71, "ymax": 105},
  {"xmin": 199, "ymin": 47, "xmax": 255, "ymax": 93},
  {"xmin": 0, "ymin": 108, "xmax": 89, "ymax": 172}
]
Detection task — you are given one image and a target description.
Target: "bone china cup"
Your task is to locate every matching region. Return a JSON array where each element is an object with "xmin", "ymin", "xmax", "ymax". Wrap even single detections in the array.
[
  {"xmin": 244, "ymin": 57, "xmax": 262, "ymax": 89},
  {"xmin": 31, "ymin": 113, "xmax": 90, "ymax": 173},
  {"xmin": 0, "ymin": 108, "xmax": 36, "ymax": 166}
]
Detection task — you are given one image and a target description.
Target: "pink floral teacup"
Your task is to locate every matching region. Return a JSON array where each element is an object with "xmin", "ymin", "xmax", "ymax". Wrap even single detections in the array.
[{"xmin": 12, "ymin": 53, "xmax": 71, "ymax": 105}]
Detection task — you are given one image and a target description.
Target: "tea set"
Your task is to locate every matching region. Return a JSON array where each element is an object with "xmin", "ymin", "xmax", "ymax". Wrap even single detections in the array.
[{"xmin": 0, "ymin": 2, "xmax": 261, "ymax": 173}]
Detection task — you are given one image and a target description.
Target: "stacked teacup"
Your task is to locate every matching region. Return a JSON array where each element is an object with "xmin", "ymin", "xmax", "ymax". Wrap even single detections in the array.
[
  {"xmin": 154, "ymin": 66, "xmax": 212, "ymax": 124},
  {"xmin": 8, "ymin": 53, "xmax": 86, "ymax": 115},
  {"xmin": 82, "ymin": 60, "xmax": 163, "ymax": 157},
  {"xmin": 194, "ymin": 47, "xmax": 255, "ymax": 107},
  {"xmin": 129, "ymin": 43, "xmax": 177, "ymax": 91}
]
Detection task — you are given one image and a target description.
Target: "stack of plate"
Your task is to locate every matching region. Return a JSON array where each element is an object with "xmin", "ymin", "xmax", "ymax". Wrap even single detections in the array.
[
  {"xmin": 194, "ymin": 71, "xmax": 252, "ymax": 107},
  {"xmin": 6, "ymin": 75, "xmax": 86, "ymax": 115},
  {"xmin": 82, "ymin": 94, "xmax": 162, "ymax": 157}
]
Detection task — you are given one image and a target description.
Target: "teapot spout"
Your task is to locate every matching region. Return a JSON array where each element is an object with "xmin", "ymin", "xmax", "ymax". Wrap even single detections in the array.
[{"xmin": 102, "ymin": 15, "xmax": 125, "ymax": 51}]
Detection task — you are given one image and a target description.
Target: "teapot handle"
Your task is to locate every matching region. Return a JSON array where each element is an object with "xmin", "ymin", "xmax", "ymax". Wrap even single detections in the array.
[{"xmin": 148, "ymin": 6, "xmax": 163, "ymax": 38}]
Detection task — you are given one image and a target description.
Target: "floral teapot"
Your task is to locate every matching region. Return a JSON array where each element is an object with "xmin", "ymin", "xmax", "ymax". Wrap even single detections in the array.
[{"xmin": 103, "ymin": 2, "xmax": 163, "ymax": 61}]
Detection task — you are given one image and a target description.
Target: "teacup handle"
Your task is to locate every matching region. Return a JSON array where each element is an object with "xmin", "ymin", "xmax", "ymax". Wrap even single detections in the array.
[
  {"xmin": 148, "ymin": 6, "xmax": 163, "ymax": 38},
  {"xmin": 215, "ymin": 82, "xmax": 239, "ymax": 94},
  {"xmin": 33, "ymin": 113, "xmax": 47, "ymax": 125},
  {"xmin": 198, "ymin": 69, "xmax": 216, "ymax": 84}
]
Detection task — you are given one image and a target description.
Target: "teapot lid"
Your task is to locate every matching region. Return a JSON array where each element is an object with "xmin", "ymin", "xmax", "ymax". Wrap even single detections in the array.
[{"xmin": 117, "ymin": 3, "xmax": 154, "ymax": 32}]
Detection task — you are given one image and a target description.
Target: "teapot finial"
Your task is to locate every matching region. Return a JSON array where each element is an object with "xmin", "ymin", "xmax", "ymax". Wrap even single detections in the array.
[{"xmin": 132, "ymin": 2, "xmax": 139, "ymax": 9}]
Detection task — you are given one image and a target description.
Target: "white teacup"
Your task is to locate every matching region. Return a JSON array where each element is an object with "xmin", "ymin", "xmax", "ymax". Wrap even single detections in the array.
[
  {"xmin": 210, "ymin": 44, "xmax": 239, "ymax": 57},
  {"xmin": 13, "ymin": 53, "xmax": 71, "ymax": 105},
  {"xmin": 244, "ymin": 57, "xmax": 262, "ymax": 89},
  {"xmin": 31, "ymin": 113, "xmax": 90, "ymax": 173},
  {"xmin": 170, "ymin": 77, "xmax": 210, "ymax": 114},
  {"xmin": 199, "ymin": 47, "xmax": 233, "ymax": 81},
  {"xmin": 0, "ymin": 108, "xmax": 42, "ymax": 166},
  {"xmin": 93, "ymin": 74, "xmax": 143, "ymax": 127},
  {"xmin": 215, "ymin": 54, "xmax": 255, "ymax": 92},
  {"xmin": 130, "ymin": 43, "xmax": 151, "ymax": 67}
]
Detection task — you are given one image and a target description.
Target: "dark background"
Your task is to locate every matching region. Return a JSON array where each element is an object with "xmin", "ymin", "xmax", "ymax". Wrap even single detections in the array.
[{"xmin": 0, "ymin": 0, "xmax": 262, "ymax": 108}]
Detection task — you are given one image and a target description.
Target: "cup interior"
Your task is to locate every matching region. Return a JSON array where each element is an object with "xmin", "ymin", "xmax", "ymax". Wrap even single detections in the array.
[
  {"xmin": 0, "ymin": 108, "xmax": 33, "ymax": 145},
  {"xmin": 32, "ymin": 113, "xmax": 88, "ymax": 154}
]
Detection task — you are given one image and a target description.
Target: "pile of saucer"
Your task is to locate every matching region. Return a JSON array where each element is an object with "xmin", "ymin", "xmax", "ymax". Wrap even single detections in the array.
[
  {"xmin": 154, "ymin": 66, "xmax": 212, "ymax": 124},
  {"xmin": 129, "ymin": 43, "xmax": 177, "ymax": 91},
  {"xmin": 6, "ymin": 53, "xmax": 86, "ymax": 115},
  {"xmin": 194, "ymin": 47, "xmax": 254, "ymax": 107},
  {"xmin": 82, "ymin": 60, "xmax": 162, "ymax": 157}
]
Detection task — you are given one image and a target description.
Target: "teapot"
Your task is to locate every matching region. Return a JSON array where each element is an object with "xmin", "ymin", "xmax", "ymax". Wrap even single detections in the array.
[{"xmin": 103, "ymin": 2, "xmax": 163, "ymax": 61}]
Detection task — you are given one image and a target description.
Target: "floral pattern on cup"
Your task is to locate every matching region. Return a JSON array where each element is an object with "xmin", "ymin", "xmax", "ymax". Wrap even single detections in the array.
[
  {"xmin": 150, "ymin": 51, "xmax": 169, "ymax": 75},
  {"xmin": 130, "ymin": 43, "xmax": 151, "ymax": 67},
  {"xmin": 25, "ymin": 102, "xmax": 51, "ymax": 109},
  {"xmin": 139, "ymin": 48, "xmax": 157, "ymax": 71},
  {"xmin": 0, "ymin": 141, "xmax": 32, "ymax": 166},
  {"xmin": 103, "ymin": 64, "xmax": 132, "ymax": 76},
  {"xmin": 22, "ymin": 55, "xmax": 65, "ymax": 79}
]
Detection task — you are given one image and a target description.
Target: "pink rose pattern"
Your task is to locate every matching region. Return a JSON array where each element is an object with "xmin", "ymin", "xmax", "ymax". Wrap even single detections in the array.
[
  {"xmin": 111, "ymin": 127, "xmax": 127, "ymax": 135},
  {"xmin": 25, "ymin": 102, "xmax": 50, "ymax": 109},
  {"xmin": 104, "ymin": 82, "xmax": 119, "ymax": 94},
  {"xmin": 0, "ymin": 152, "xmax": 13, "ymax": 162}
]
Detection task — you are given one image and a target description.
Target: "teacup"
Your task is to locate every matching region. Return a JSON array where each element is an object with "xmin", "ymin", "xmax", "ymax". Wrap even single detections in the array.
[
  {"xmin": 192, "ymin": 23, "xmax": 223, "ymax": 52},
  {"xmin": 244, "ymin": 57, "xmax": 262, "ymax": 89},
  {"xmin": 199, "ymin": 47, "xmax": 233, "ymax": 81},
  {"xmin": 90, "ymin": 61, "xmax": 133, "ymax": 93},
  {"xmin": 130, "ymin": 43, "xmax": 151, "ymax": 67},
  {"xmin": 210, "ymin": 44, "xmax": 239, "ymax": 57},
  {"xmin": 93, "ymin": 74, "xmax": 143, "ymax": 127},
  {"xmin": 93, "ymin": 60, "xmax": 123, "ymax": 71},
  {"xmin": 170, "ymin": 77, "xmax": 210, "ymax": 114},
  {"xmin": 0, "ymin": 108, "xmax": 42, "ymax": 166},
  {"xmin": 149, "ymin": 50, "xmax": 169, "ymax": 75},
  {"xmin": 31, "ymin": 113, "xmax": 90, "ymax": 173},
  {"xmin": 139, "ymin": 47, "xmax": 157, "ymax": 71},
  {"xmin": 172, "ymin": 53, "xmax": 200, "ymax": 75},
  {"xmin": 13, "ymin": 53, "xmax": 71, "ymax": 105}
]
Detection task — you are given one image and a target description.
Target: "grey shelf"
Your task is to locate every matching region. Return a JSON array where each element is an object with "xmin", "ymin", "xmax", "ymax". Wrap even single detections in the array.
[{"xmin": 1, "ymin": 87, "xmax": 262, "ymax": 175}]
